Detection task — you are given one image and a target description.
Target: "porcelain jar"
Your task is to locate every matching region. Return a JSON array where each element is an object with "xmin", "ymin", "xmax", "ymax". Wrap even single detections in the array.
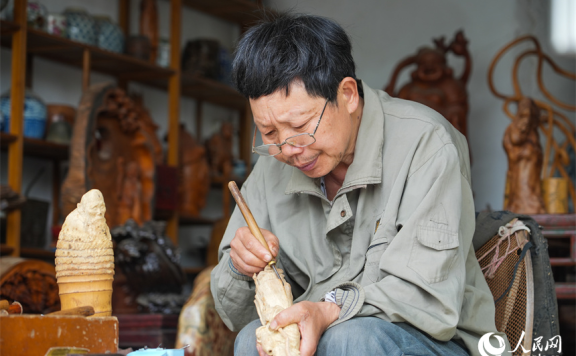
[
  {"xmin": 95, "ymin": 16, "xmax": 124, "ymax": 53},
  {"xmin": 0, "ymin": 88, "xmax": 48, "ymax": 139},
  {"xmin": 47, "ymin": 13, "xmax": 67, "ymax": 37},
  {"xmin": 64, "ymin": 7, "xmax": 96, "ymax": 45}
]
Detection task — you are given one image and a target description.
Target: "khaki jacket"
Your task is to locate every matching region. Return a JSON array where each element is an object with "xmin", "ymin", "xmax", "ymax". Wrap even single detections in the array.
[{"xmin": 211, "ymin": 83, "xmax": 509, "ymax": 355}]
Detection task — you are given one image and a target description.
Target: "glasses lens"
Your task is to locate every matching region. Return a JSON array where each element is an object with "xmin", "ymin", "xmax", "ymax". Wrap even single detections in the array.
[
  {"xmin": 287, "ymin": 134, "xmax": 315, "ymax": 147},
  {"xmin": 254, "ymin": 144, "xmax": 281, "ymax": 156}
]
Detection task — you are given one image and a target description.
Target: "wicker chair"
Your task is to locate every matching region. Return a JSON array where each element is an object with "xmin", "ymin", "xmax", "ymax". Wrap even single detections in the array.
[{"xmin": 475, "ymin": 218, "xmax": 534, "ymax": 355}]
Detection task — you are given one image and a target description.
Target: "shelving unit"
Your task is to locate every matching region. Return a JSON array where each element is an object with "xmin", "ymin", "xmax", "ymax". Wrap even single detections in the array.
[{"xmin": 1, "ymin": 0, "xmax": 268, "ymax": 257}]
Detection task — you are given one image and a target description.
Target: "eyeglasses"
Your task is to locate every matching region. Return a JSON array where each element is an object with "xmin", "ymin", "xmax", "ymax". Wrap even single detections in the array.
[{"xmin": 252, "ymin": 99, "xmax": 329, "ymax": 157}]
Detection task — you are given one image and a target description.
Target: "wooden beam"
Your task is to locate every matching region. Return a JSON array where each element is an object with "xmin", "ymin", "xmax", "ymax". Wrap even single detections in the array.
[
  {"xmin": 118, "ymin": 0, "xmax": 131, "ymax": 37},
  {"xmin": 6, "ymin": 0, "xmax": 28, "ymax": 257},
  {"xmin": 165, "ymin": 0, "xmax": 182, "ymax": 244},
  {"xmin": 82, "ymin": 49, "xmax": 91, "ymax": 90}
]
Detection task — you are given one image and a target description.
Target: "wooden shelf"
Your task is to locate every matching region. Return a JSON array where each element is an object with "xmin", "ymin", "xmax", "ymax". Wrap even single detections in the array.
[
  {"xmin": 20, "ymin": 247, "xmax": 55, "ymax": 260},
  {"xmin": 1, "ymin": 134, "xmax": 69, "ymax": 160},
  {"xmin": 0, "ymin": 20, "xmax": 21, "ymax": 36},
  {"xmin": 0, "ymin": 27, "xmax": 175, "ymax": 87},
  {"xmin": 182, "ymin": 0, "xmax": 274, "ymax": 27},
  {"xmin": 0, "ymin": 132, "xmax": 18, "ymax": 146},
  {"xmin": 183, "ymin": 266, "xmax": 206, "ymax": 274},
  {"xmin": 179, "ymin": 215, "xmax": 217, "ymax": 226},
  {"xmin": 0, "ymin": 244, "xmax": 15, "ymax": 256},
  {"xmin": 180, "ymin": 73, "xmax": 246, "ymax": 110}
]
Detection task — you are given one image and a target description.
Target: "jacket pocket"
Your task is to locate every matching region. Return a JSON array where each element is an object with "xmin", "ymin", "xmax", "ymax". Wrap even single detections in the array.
[
  {"xmin": 408, "ymin": 225, "xmax": 459, "ymax": 284},
  {"xmin": 363, "ymin": 238, "xmax": 389, "ymax": 284}
]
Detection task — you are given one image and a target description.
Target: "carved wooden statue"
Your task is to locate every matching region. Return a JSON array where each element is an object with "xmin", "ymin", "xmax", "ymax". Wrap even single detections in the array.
[
  {"xmin": 384, "ymin": 30, "xmax": 471, "ymax": 138},
  {"xmin": 179, "ymin": 125, "xmax": 210, "ymax": 217},
  {"xmin": 139, "ymin": 0, "xmax": 159, "ymax": 63},
  {"xmin": 206, "ymin": 122, "xmax": 234, "ymax": 179},
  {"xmin": 61, "ymin": 83, "xmax": 162, "ymax": 228},
  {"xmin": 503, "ymin": 98, "xmax": 546, "ymax": 214},
  {"xmin": 56, "ymin": 189, "xmax": 114, "ymax": 317},
  {"xmin": 254, "ymin": 266, "xmax": 300, "ymax": 356}
]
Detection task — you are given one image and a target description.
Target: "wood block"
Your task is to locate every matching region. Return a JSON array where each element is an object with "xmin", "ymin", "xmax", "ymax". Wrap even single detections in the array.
[{"xmin": 0, "ymin": 315, "xmax": 118, "ymax": 356}]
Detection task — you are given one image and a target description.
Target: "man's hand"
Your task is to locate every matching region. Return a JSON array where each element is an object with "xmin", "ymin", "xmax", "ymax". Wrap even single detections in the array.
[
  {"xmin": 230, "ymin": 227, "xmax": 279, "ymax": 276},
  {"xmin": 256, "ymin": 301, "xmax": 340, "ymax": 356}
]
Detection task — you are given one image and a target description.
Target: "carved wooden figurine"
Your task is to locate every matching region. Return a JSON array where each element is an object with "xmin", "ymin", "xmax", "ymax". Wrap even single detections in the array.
[
  {"xmin": 179, "ymin": 125, "xmax": 210, "ymax": 217},
  {"xmin": 254, "ymin": 266, "xmax": 300, "ymax": 356},
  {"xmin": 206, "ymin": 122, "xmax": 234, "ymax": 179},
  {"xmin": 503, "ymin": 97, "xmax": 546, "ymax": 214},
  {"xmin": 384, "ymin": 30, "xmax": 471, "ymax": 138},
  {"xmin": 56, "ymin": 189, "xmax": 114, "ymax": 317},
  {"xmin": 139, "ymin": 0, "xmax": 158, "ymax": 63}
]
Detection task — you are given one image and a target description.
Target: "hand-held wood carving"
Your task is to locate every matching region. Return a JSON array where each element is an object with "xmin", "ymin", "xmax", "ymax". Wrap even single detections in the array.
[
  {"xmin": 56, "ymin": 189, "xmax": 114, "ymax": 317},
  {"xmin": 503, "ymin": 98, "xmax": 546, "ymax": 214},
  {"xmin": 254, "ymin": 266, "xmax": 301, "ymax": 356}
]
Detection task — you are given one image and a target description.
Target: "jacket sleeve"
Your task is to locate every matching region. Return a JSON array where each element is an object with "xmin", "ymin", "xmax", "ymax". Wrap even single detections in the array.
[
  {"xmin": 327, "ymin": 143, "xmax": 475, "ymax": 341},
  {"xmin": 210, "ymin": 161, "xmax": 270, "ymax": 332}
]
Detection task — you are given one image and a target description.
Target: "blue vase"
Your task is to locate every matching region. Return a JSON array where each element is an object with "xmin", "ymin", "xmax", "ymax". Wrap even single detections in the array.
[
  {"xmin": 95, "ymin": 16, "xmax": 124, "ymax": 53},
  {"xmin": 0, "ymin": 89, "xmax": 48, "ymax": 139},
  {"xmin": 64, "ymin": 7, "xmax": 96, "ymax": 45}
]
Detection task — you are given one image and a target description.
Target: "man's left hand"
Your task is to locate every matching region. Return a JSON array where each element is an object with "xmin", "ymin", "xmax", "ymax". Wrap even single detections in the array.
[{"xmin": 257, "ymin": 301, "xmax": 340, "ymax": 356}]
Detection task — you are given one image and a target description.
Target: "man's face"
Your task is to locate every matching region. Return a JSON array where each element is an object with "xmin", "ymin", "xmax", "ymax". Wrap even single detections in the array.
[{"xmin": 250, "ymin": 81, "xmax": 357, "ymax": 178}]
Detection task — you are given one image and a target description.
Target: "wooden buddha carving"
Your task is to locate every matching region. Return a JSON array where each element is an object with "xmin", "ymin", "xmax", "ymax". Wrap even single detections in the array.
[
  {"xmin": 385, "ymin": 30, "xmax": 471, "ymax": 138},
  {"xmin": 503, "ymin": 97, "xmax": 546, "ymax": 214}
]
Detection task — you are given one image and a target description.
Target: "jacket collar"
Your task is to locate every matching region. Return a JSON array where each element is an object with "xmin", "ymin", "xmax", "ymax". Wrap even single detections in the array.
[{"xmin": 285, "ymin": 81, "xmax": 384, "ymax": 196}]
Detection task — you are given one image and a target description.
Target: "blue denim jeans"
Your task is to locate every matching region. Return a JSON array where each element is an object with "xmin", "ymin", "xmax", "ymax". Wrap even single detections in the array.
[{"xmin": 234, "ymin": 317, "xmax": 469, "ymax": 356}]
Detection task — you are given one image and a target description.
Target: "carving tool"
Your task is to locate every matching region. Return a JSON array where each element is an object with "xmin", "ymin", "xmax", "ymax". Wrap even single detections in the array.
[{"xmin": 228, "ymin": 181, "xmax": 283, "ymax": 284}]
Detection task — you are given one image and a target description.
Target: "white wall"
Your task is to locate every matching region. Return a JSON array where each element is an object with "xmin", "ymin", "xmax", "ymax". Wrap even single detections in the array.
[
  {"xmin": 0, "ymin": 0, "xmax": 241, "ymax": 265},
  {"xmin": 265, "ymin": 0, "xmax": 576, "ymax": 212}
]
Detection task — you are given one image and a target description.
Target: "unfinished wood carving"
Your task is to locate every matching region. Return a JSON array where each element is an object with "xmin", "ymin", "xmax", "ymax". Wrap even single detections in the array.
[
  {"xmin": 56, "ymin": 189, "xmax": 114, "ymax": 317},
  {"xmin": 254, "ymin": 266, "xmax": 300, "ymax": 356}
]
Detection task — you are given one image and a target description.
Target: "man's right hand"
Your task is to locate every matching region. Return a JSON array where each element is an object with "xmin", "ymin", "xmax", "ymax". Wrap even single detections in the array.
[{"xmin": 229, "ymin": 227, "xmax": 279, "ymax": 276}]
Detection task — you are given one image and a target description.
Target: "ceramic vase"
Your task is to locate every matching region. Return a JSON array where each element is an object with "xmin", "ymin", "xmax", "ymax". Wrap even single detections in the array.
[
  {"xmin": 0, "ymin": 88, "xmax": 48, "ymax": 139},
  {"xmin": 64, "ymin": 8, "xmax": 96, "ymax": 45},
  {"xmin": 27, "ymin": 1, "xmax": 48, "ymax": 30},
  {"xmin": 95, "ymin": 16, "xmax": 124, "ymax": 53},
  {"xmin": 47, "ymin": 13, "xmax": 67, "ymax": 37},
  {"xmin": 156, "ymin": 38, "xmax": 170, "ymax": 67}
]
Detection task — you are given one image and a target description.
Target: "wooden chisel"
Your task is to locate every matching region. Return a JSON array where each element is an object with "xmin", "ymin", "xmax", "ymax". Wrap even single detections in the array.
[{"xmin": 228, "ymin": 181, "xmax": 284, "ymax": 284}]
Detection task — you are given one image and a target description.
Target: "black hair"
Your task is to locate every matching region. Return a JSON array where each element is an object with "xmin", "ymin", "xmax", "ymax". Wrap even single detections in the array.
[{"xmin": 232, "ymin": 13, "xmax": 359, "ymax": 102}]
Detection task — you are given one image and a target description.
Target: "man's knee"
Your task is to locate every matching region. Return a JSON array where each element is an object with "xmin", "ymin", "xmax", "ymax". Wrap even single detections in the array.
[{"xmin": 234, "ymin": 319, "xmax": 262, "ymax": 356}]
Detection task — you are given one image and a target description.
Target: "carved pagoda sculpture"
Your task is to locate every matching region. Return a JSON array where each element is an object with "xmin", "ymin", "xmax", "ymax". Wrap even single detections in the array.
[
  {"xmin": 503, "ymin": 98, "xmax": 546, "ymax": 214},
  {"xmin": 254, "ymin": 266, "xmax": 300, "ymax": 356},
  {"xmin": 61, "ymin": 83, "xmax": 162, "ymax": 228},
  {"xmin": 488, "ymin": 36, "xmax": 576, "ymax": 213},
  {"xmin": 56, "ymin": 189, "xmax": 114, "ymax": 317},
  {"xmin": 384, "ymin": 30, "xmax": 471, "ymax": 138}
]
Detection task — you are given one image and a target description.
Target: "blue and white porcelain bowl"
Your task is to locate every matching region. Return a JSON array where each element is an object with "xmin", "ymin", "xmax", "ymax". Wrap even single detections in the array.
[
  {"xmin": 0, "ymin": 89, "xmax": 48, "ymax": 139},
  {"xmin": 95, "ymin": 16, "xmax": 124, "ymax": 53},
  {"xmin": 64, "ymin": 7, "xmax": 96, "ymax": 45}
]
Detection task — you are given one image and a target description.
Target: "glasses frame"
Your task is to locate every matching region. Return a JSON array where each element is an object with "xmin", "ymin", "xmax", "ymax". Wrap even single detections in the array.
[{"xmin": 252, "ymin": 99, "xmax": 329, "ymax": 157}]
